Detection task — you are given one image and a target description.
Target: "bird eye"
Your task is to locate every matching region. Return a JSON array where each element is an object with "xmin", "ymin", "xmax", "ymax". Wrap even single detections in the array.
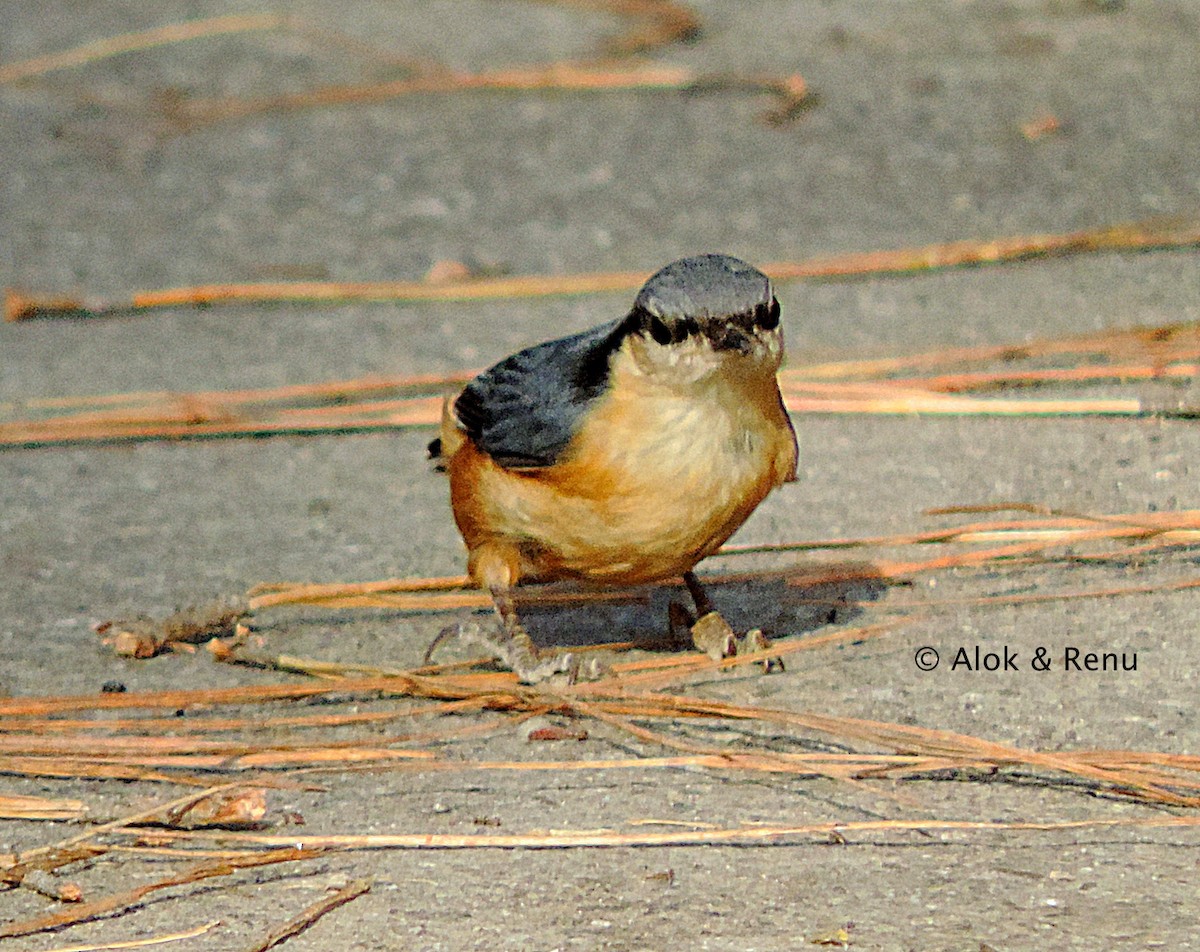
[
  {"xmin": 758, "ymin": 298, "xmax": 781, "ymax": 331},
  {"xmin": 648, "ymin": 315, "xmax": 674, "ymax": 345}
]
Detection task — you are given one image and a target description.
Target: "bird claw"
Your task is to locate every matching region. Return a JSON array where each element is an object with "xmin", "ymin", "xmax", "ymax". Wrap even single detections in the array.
[
  {"xmin": 565, "ymin": 655, "xmax": 611, "ymax": 685},
  {"xmin": 425, "ymin": 622, "xmax": 609, "ymax": 685},
  {"xmin": 739, "ymin": 627, "xmax": 786, "ymax": 673}
]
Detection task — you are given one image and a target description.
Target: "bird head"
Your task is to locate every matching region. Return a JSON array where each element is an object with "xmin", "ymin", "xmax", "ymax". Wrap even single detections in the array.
[{"xmin": 621, "ymin": 254, "xmax": 784, "ymax": 384}]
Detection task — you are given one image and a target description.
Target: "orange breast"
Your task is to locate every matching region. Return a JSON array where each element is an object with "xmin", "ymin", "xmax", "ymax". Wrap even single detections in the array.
[{"xmin": 446, "ymin": 360, "xmax": 797, "ymax": 589}]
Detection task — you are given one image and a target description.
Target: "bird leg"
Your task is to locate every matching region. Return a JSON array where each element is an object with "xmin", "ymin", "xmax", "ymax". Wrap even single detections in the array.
[
  {"xmin": 680, "ymin": 571, "xmax": 784, "ymax": 672},
  {"xmin": 683, "ymin": 570, "xmax": 718, "ymax": 617}
]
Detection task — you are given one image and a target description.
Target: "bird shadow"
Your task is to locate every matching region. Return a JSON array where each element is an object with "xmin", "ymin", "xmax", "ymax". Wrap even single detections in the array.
[{"xmin": 511, "ymin": 562, "xmax": 890, "ymax": 650}]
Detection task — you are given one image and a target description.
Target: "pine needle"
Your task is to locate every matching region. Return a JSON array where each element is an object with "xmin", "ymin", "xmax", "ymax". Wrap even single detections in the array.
[
  {"xmin": 7, "ymin": 219, "xmax": 1197, "ymax": 322},
  {"xmin": 0, "ymin": 13, "xmax": 286, "ymax": 84},
  {"xmin": 108, "ymin": 815, "xmax": 1200, "ymax": 852}
]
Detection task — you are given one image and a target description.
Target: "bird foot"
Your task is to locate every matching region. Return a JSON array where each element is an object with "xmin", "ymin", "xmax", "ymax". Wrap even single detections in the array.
[
  {"xmin": 689, "ymin": 609, "xmax": 738, "ymax": 659},
  {"xmin": 426, "ymin": 621, "xmax": 608, "ymax": 685},
  {"xmin": 686, "ymin": 610, "xmax": 785, "ymax": 673}
]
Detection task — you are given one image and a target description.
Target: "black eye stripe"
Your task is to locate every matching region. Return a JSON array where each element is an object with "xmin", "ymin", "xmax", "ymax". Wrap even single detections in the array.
[
  {"xmin": 636, "ymin": 303, "xmax": 774, "ymax": 346},
  {"xmin": 648, "ymin": 315, "xmax": 674, "ymax": 345},
  {"xmin": 646, "ymin": 314, "xmax": 701, "ymax": 345},
  {"xmin": 757, "ymin": 298, "xmax": 780, "ymax": 330}
]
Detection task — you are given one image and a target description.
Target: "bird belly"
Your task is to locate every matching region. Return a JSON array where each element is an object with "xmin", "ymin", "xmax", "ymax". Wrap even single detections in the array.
[{"xmin": 449, "ymin": 371, "xmax": 796, "ymax": 586}]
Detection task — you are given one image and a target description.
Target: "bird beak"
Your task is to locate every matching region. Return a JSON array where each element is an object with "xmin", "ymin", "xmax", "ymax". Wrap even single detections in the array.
[{"xmin": 706, "ymin": 322, "xmax": 754, "ymax": 354}]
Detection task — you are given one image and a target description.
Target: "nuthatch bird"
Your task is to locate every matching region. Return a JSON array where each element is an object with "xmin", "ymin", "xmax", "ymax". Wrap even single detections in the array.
[{"xmin": 429, "ymin": 253, "xmax": 798, "ymax": 681}]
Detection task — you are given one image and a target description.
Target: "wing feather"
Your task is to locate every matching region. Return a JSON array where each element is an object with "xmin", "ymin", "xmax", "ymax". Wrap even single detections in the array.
[{"xmin": 453, "ymin": 318, "xmax": 625, "ymax": 468}]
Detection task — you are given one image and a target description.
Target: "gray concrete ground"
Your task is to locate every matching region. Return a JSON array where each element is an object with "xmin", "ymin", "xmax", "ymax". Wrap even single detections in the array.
[{"xmin": 2, "ymin": 1, "xmax": 1199, "ymax": 949}]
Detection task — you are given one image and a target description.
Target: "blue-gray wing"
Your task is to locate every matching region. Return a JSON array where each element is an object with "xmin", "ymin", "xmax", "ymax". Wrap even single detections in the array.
[{"xmin": 454, "ymin": 319, "xmax": 625, "ymax": 469}]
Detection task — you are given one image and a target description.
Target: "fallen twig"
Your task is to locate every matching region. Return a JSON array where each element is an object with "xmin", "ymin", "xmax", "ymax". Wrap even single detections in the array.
[
  {"xmin": 0, "ymin": 848, "xmax": 327, "ymax": 940},
  {"xmin": 0, "ymin": 678, "xmax": 456, "ymax": 718},
  {"xmin": 119, "ymin": 815, "xmax": 1200, "ymax": 852},
  {"xmin": 244, "ymin": 877, "xmax": 372, "ymax": 952},
  {"xmin": 717, "ymin": 508, "xmax": 1200, "ymax": 553},
  {"xmin": 787, "ymin": 316, "xmax": 1200, "ymax": 381},
  {"xmin": 38, "ymin": 919, "xmax": 221, "ymax": 952},
  {"xmin": 174, "ymin": 62, "xmax": 809, "ymax": 130},
  {"xmin": 0, "ymin": 792, "xmax": 87, "ymax": 821},
  {"xmin": 3, "ymin": 389, "xmax": 1195, "ymax": 449},
  {"xmin": 4, "ymin": 315, "xmax": 1198, "ymax": 448},
  {"xmin": 1, "ymin": 845, "xmax": 106, "ymax": 893},
  {"xmin": 781, "ymin": 387, "xmax": 1154, "ymax": 418},
  {"xmin": 8, "ymin": 219, "xmax": 1197, "ymax": 321},
  {"xmin": 9, "ymin": 784, "xmax": 259, "ymax": 872},
  {"xmin": 0, "ymin": 13, "xmax": 286, "ymax": 83},
  {"xmin": 5, "ymin": 616, "xmax": 1198, "ymax": 808},
  {"xmin": 156, "ymin": 786, "xmax": 269, "ymax": 829},
  {"xmin": 14, "ymin": 868, "xmax": 84, "ymax": 903},
  {"xmin": 875, "ymin": 360, "xmax": 1200, "ymax": 394}
]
